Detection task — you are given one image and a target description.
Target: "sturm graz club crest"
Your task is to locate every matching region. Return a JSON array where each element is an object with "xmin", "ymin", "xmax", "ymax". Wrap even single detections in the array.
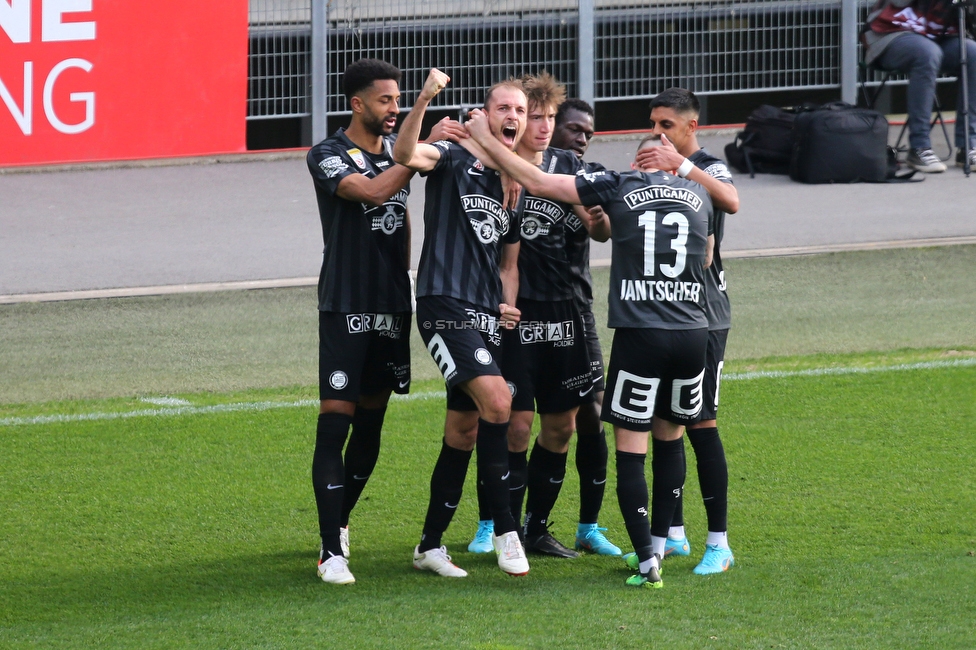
[
  {"xmin": 474, "ymin": 348, "xmax": 493, "ymax": 365},
  {"xmin": 329, "ymin": 370, "xmax": 349, "ymax": 390}
]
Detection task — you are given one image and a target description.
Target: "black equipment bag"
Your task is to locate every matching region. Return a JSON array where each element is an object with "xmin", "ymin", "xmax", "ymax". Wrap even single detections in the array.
[
  {"xmin": 725, "ymin": 104, "xmax": 801, "ymax": 177},
  {"xmin": 789, "ymin": 102, "xmax": 889, "ymax": 184}
]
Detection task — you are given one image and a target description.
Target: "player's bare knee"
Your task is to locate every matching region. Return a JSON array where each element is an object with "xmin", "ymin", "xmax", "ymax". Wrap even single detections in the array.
[
  {"xmin": 507, "ymin": 412, "xmax": 533, "ymax": 451},
  {"xmin": 320, "ymin": 399, "xmax": 356, "ymax": 416}
]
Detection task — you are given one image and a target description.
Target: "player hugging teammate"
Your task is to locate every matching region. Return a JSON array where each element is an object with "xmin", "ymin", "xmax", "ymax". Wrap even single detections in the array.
[{"xmin": 308, "ymin": 56, "xmax": 739, "ymax": 588}]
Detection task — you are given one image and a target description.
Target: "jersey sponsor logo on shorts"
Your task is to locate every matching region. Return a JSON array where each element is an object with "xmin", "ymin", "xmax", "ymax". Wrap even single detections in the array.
[
  {"xmin": 347, "ymin": 147, "xmax": 367, "ymax": 170},
  {"xmin": 461, "ymin": 194, "xmax": 510, "ymax": 244},
  {"xmin": 623, "ymin": 185, "xmax": 703, "ymax": 212},
  {"xmin": 518, "ymin": 320, "xmax": 575, "ymax": 345},
  {"xmin": 620, "ymin": 279, "xmax": 702, "ymax": 304},
  {"xmin": 427, "ymin": 333, "xmax": 458, "ymax": 382},
  {"xmin": 609, "ymin": 370, "xmax": 660, "ymax": 421},
  {"xmin": 474, "ymin": 348, "xmax": 493, "ymax": 365},
  {"xmin": 329, "ymin": 371, "xmax": 349, "ymax": 391},
  {"xmin": 671, "ymin": 370, "xmax": 705, "ymax": 417},
  {"xmin": 318, "ymin": 155, "xmax": 348, "ymax": 179},
  {"xmin": 346, "ymin": 313, "xmax": 404, "ymax": 334}
]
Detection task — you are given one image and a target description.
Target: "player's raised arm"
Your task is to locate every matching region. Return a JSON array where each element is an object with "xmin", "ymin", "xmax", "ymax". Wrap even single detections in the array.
[
  {"xmin": 466, "ymin": 108, "xmax": 581, "ymax": 206},
  {"xmin": 393, "ymin": 68, "xmax": 451, "ymax": 172},
  {"xmin": 636, "ymin": 135, "xmax": 739, "ymax": 214}
]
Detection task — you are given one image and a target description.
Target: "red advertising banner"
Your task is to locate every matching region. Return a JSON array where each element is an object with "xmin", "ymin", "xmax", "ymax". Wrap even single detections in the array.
[{"xmin": 0, "ymin": 0, "xmax": 248, "ymax": 166}]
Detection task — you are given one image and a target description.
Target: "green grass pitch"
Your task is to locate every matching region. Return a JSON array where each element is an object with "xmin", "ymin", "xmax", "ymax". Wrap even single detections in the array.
[{"xmin": 1, "ymin": 247, "xmax": 975, "ymax": 648}]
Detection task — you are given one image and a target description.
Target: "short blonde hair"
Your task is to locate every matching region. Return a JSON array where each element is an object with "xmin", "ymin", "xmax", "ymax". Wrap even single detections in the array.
[{"xmin": 484, "ymin": 78, "xmax": 527, "ymax": 109}]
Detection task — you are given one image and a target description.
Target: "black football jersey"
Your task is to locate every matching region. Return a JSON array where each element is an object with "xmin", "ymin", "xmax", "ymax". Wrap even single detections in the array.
[
  {"xmin": 565, "ymin": 159, "xmax": 607, "ymax": 309},
  {"xmin": 415, "ymin": 141, "xmax": 522, "ymax": 311},
  {"xmin": 307, "ymin": 129, "xmax": 410, "ymax": 313},
  {"xmin": 575, "ymin": 168, "xmax": 713, "ymax": 330},
  {"xmin": 689, "ymin": 148, "xmax": 734, "ymax": 331},
  {"xmin": 517, "ymin": 148, "xmax": 584, "ymax": 301}
]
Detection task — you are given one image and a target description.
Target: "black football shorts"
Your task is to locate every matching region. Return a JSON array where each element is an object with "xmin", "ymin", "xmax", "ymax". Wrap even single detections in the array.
[
  {"xmin": 319, "ymin": 310, "xmax": 411, "ymax": 402},
  {"xmin": 601, "ymin": 327, "xmax": 708, "ymax": 431}
]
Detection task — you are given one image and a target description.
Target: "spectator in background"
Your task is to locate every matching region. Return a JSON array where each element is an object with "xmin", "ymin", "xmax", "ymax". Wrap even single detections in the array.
[{"xmin": 864, "ymin": 0, "xmax": 976, "ymax": 172}]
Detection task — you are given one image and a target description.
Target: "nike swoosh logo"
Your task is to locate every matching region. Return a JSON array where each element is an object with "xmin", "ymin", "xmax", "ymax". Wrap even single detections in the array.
[
  {"xmin": 326, "ymin": 484, "xmax": 343, "ymax": 490},
  {"xmin": 445, "ymin": 502, "xmax": 459, "ymax": 509},
  {"xmin": 467, "ymin": 168, "xmax": 483, "ymax": 176},
  {"xmin": 549, "ymin": 478, "xmax": 564, "ymax": 484},
  {"xmin": 579, "ymin": 385, "xmax": 594, "ymax": 397},
  {"xmin": 508, "ymin": 484, "xmax": 525, "ymax": 491},
  {"xmin": 501, "ymin": 471, "xmax": 511, "ymax": 481},
  {"xmin": 703, "ymin": 496, "xmax": 714, "ymax": 501},
  {"xmin": 592, "ymin": 478, "xmax": 607, "ymax": 485},
  {"xmin": 398, "ymin": 380, "xmax": 410, "ymax": 388},
  {"xmin": 352, "ymin": 474, "xmax": 369, "ymax": 480}
]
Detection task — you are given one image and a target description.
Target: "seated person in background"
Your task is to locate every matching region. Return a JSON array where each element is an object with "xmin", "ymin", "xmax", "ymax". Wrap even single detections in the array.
[{"xmin": 863, "ymin": 0, "xmax": 976, "ymax": 172}]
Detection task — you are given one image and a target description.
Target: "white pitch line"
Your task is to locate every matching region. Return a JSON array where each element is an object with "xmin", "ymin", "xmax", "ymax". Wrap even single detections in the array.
[{"xmin": 1, "ymin": 361, "xmax": 972, "ymax": 428}]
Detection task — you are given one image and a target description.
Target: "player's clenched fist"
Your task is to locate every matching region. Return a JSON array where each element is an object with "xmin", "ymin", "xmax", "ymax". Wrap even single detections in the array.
[
  {"xmin": 464, "ymin": 108, "xmax": 490, "ymax": 141},
  {"xmin": 420, "ymin": 68, "xmax": 450, "ymax": 102},
  {"xmin": 498, "ymin": 303, "xmax": 521, "ymax": 328}
]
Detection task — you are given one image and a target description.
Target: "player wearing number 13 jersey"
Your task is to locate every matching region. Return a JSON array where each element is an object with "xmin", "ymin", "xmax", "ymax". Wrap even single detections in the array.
[{"xmin": 464, "ymin": 119, "xmax": 714, "ymax": 589}]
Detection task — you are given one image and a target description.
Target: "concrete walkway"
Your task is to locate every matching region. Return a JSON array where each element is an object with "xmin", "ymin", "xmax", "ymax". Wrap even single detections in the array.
[{"xmin": 2, "ymin": 131, "xmax": 973, "ymax": 303}]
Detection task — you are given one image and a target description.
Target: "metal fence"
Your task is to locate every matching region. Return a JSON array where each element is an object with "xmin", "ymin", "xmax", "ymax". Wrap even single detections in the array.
[{"xmin": 246, "ymin": 0, "xmax": 911, "ymax": 140}]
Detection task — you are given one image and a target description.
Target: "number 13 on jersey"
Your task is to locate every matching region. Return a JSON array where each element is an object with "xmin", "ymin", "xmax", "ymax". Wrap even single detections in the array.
[{"xmin": 638, "ymin": 210, "xmax": 689, "ymax": 278}]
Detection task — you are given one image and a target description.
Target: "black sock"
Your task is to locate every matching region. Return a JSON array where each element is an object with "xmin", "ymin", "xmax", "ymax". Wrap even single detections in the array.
[
  {"xmin": 616, "ymin": 450, "xmax": 651, "ymax": 561},
  {"xmin": 576, "ymin": 427, "xmax": 608, "ymax": 524},
  {"xmin": 477, "ymin": 449, "xmax": 525, "ymax": 523},
  {"xmin": 524, "ymin": 441, "xmax": 567, "ymax": 536},
  {"xmin": 419, "ymin": 440, "xmax": 472, "ymax": 552},
  {"xmin": 476, "ymin": 470, "xmax": 491, "ymax": 521},
  {"xmin": 311, "ymin": 412, "xmax": 352, "ymax": 557},
  {"xmin": 671, "ymin": 437, "xmax": 686, "ymax": 528},
  {"xmin": 687, "ymin": 427, "xmax": 729, "ymax": 533},
  {"xmin": 508, "ymin": 450, "xmax": 528, "ymax": 526},
  {"xmin": 340, "ymin": 406, "xmax": 386, "ymax": 527},
  {"xmin": 651, "ymin": 437, "xmax": 686, "ymax": 539},
  {"xmin": 476, "ymin": 419, "xmax": 517, "ymax": 535}
]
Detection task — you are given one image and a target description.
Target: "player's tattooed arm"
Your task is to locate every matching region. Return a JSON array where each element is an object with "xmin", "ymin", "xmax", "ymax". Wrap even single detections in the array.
[
  {"xmin": 465, "ymin": 108, "xmax": 581, "ymax": 206},
  {"xmin": 574, "ymin": 204, "xmax": 611, "ymax": 242},
  {"xmin": 393, "ymin": 68, "xmax": 450, "ymax": 172},
  {"xmin": 335, "ymin": 164, "xmax": 414, "ymax": 207},
  {"xmin": 498, "ymin": 242, "xmax": 521, "ymax": 328},
  {"xmin": 636, "ymin": 135, "xmax": 739, "ymax": 214}
]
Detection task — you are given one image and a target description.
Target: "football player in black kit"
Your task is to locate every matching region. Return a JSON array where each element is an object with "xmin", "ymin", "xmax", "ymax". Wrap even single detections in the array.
[
  {"xmin": 463, "ymin": 74, "xmax": 622, "ymax": 559},
  {"xmin": 548, "ymin": 99, "xmax": 623, "ymax": 557},
  {"xmin": 306, "ymin": 59, "xmax": 415, "ymax": 585},
  {"xmin": 638, "ymin": 88, "xmax": 739, "ymax": 575},
  {"xmin": 467, "ymin": 114, "xmax": 716, "ymax": 589},
  {"xmin": 393, "ymin": 68, "xmax": 531, "ymax": 578}
]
